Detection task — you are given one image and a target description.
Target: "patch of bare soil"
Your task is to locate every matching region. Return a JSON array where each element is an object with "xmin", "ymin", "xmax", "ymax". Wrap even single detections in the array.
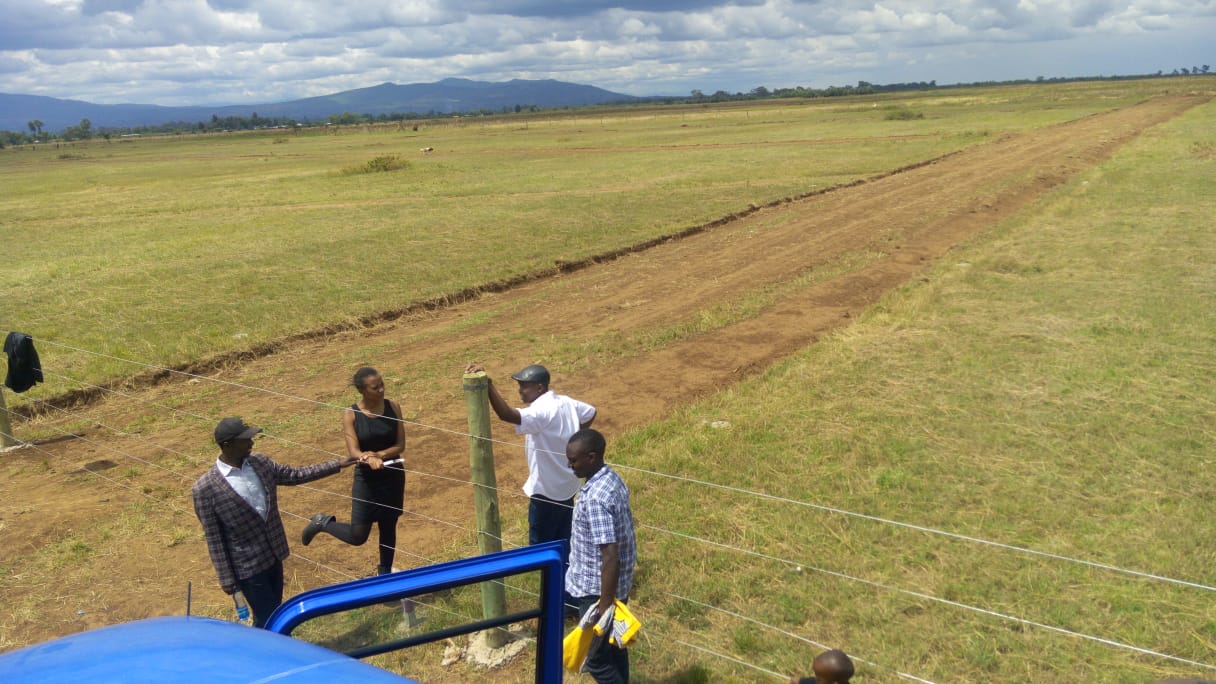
[{"xmin": 0, "ymin": 96, "xmax": 1201, "ymax": 672}]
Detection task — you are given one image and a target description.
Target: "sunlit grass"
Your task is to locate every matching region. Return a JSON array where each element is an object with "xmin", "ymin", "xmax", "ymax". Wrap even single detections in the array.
[
  {"xmin": 1, "ymin": 78, "xmax": 1212, "ymax": 682},
  {"xmin": 607, "ymin": 96, "xmax": 1216, "ymax": 682},
  {"xmin": 1, "ymin": 78, "xmax": 1192, "ymax": 404}
]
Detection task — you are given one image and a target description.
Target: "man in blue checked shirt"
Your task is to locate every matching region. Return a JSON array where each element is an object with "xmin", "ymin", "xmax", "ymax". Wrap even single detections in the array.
[{"xmin": 565, "ymin": 428, "xmax": 636, "ymax": 684}]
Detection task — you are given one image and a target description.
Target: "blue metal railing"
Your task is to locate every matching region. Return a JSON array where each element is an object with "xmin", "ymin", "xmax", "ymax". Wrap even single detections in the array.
[{"xmin": 266, "ymin": 541, "xmax": 566, "ymax": 684}]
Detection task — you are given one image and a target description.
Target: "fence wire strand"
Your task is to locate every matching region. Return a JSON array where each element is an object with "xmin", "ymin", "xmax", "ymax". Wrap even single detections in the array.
[
  {"xmin": 5, "ymin": 334, "xmax": 1215, "ymax": 677},
  {"xmin": 26, "ymin": 336, "xmax": 1216, "ymax": 597}
]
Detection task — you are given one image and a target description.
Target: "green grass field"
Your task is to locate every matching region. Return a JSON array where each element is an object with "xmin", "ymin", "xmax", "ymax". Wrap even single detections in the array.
[
  {"xmin": 2, "ymin": 78, "xmax": 1214, "ymax": 682},
  {"xmin": 612, "ymin": 92, "xmax": 1216, "ymax": 681},
  {"xmin": 0, "ymin": 78, "xmax": 1189, "ymax": 404}
]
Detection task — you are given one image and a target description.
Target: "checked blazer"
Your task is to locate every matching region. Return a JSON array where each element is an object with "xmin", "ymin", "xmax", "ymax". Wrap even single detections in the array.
[{"xmin": 192, "ymin": 452, "xmax": 341, "ymax": 592}]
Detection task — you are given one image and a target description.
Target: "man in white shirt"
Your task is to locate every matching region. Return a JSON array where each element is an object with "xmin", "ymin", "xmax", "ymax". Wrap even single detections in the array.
[{"xmin": 464, "ymin": 363, "xmax": 596, "ymax": 566}]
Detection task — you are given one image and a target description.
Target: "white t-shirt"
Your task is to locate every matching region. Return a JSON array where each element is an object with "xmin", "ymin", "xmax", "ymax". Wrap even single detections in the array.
[{"xmin": 516, "ymin": 390, "xmax": 596, "ymax": 500}]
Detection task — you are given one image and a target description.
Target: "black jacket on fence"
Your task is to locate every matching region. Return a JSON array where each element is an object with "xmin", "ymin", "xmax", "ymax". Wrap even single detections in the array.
[{"xmin": 4, "ymin": 332, "xmax": 43, "ymax": 393}]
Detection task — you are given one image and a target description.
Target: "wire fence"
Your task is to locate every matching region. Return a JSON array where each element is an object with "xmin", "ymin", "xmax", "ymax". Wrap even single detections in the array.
[{"xmin": 3, "ymin": 333, "xmax": 1215, "ymax": 678}]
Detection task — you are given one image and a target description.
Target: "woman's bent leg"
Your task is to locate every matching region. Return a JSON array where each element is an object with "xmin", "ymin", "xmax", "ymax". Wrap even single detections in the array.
[{"xmin": 323, "ymin": 520, "xmax": 372, "ymax": 546}]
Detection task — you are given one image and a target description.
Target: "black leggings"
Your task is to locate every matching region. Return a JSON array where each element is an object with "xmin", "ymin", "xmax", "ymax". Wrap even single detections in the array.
[{"xmin": 323, "ymin": 518, "xmax": 399, "ymax": 570}]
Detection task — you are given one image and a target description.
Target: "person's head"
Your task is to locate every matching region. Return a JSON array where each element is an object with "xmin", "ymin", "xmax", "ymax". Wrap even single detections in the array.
[
  {"xmin": 812, "ymin": 649, "xmax": 854, "ymax": 684},
  {"xmin": 511, "ymin": 364, "xmax": 550, "ymax": 404},
  {"xmin": 352, "ymin": 366, "xmax": 384, "ymax": 401},
  {"xmin": 566, "ymin": 428, "xmax": 606, "ymax": 479},
  {"xmin": 214, "ymin": 417, "xmax": 261, "ymax": 464}
]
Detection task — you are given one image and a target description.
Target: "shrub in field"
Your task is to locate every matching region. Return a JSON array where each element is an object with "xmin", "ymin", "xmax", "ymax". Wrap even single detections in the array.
[
  {"xmin": 884, "ymin": 107, "xmax": 925, "ymax": 120},
  {"xmin": 342, "ymin": 154, "xmax": 408, "ymax": 175}
]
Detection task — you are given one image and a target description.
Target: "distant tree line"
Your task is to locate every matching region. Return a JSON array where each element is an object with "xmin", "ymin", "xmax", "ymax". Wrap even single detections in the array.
[
  {"xmin": 0, "ymin": 105, "xmax": 553, "ymax": 146},
  {"xmin": 0, "ymin": 117, "xmax": 95, "ymax": 147},
  {"xmin": 674, "ymin": 65, "xmax": 1212, "ymax": 105},
  {"xmin": 2, "ymin": 66, "xmax": 1210, "ymax": 146},
  {"xmin": 322, "ymin": 103, "xmax": 543, "ymax": 125},
  {"xmin": 1166, "ymin": 65, "xmax": 1210, "ymax": 75},
  {"xmin": 677, "ymin": 79, "xmax": 938, "ymax": 104}
]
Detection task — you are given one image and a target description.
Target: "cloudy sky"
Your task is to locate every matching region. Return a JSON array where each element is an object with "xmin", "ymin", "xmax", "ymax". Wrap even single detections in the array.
[{"xmin": 1, "ymin": 0, "xmax": 1213, "ymax": 106}]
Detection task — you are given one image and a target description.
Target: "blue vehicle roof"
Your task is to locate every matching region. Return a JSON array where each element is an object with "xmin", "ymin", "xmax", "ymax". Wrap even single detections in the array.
[{"xmin": 0, "ymin": 616, "xmax": 417, "ymax": 684}]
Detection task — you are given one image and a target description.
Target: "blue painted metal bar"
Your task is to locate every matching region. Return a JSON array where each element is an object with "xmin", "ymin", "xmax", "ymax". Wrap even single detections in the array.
[
  {"xmin": 345, "ymin": 608, "xmax": 540, "ymax": 659},
  {"xmin": 266, "ymin": 541, "xmax": 566, "ymax": 684}
]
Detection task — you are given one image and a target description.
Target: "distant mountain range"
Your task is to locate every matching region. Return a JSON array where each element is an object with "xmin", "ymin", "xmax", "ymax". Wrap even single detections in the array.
[{"xmin": 0, "ymin": 78, "xmax": 643, "ymax": 132}]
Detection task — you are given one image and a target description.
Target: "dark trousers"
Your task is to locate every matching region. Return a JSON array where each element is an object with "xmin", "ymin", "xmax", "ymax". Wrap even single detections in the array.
[
  {"xmin": 528, "ymin": 494, "xmax": 574, "ymax": 555},
  {"xmin": 529, "ymin": 494, "xmax": 575, "ymax": 611},
  {"xmin": 237, "ymin": 560, "xmax": 284, "ymax": 629},
  {"xmin": 575, "ymin": 595, "xmax": 629, "ymax": 684}
]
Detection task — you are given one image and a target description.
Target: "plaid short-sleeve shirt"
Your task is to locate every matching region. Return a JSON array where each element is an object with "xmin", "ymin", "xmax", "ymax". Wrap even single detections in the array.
[{"xmin": 565, "ymin": 465, "xmax": 636, "ymax": 600}]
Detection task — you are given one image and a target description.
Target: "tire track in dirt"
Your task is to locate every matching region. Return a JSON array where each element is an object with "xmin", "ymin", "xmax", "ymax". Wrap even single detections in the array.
[
  {"xmin": 0, "ymin": 94, "xmax": 1202, "ymax": 649},
  {"xmin": 12, "ymin": 149, "xmax": 960, "ymax": 420},
  {"xmin": 444, "ymin": 95, "xmax": 1201, "ymax": 433}
]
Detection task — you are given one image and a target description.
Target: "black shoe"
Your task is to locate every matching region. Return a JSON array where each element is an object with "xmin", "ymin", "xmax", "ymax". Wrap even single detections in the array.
[
  {"xmin": 301, "ymin": 513, "xmax": 334, "ymax": 546},
  {"xmin": 376, "ymin": 565, "xmax": 392, "ymax": 575}
]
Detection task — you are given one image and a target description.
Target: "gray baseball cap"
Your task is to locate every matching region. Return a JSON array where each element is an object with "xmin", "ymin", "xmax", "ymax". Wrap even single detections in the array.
[
  {"xmin": 510, "ymin": 364, "xmax": 550, "ymax": 385},
  {"xmin": 214, "ymin": 417, "xmax": 262, "ymax": 444}
]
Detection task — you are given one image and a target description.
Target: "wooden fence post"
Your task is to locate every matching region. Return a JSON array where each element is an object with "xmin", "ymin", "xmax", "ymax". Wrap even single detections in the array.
[
  {"xmin": 0, "ymin": 388, "xmax": 18, "ymax": 449},
  {"xmin": 462, "ymin": 370, "xmax": 507, "ymax": 647}
]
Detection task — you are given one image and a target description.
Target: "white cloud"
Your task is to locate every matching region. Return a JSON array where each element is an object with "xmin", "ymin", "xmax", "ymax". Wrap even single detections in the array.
[
  {"xmin": 618, "ymin": 16, "xmax": 663, "ymax": 37},
  {"xmin": 0, "ymin": 0, "xmax": 1212, "ymax": 106}
]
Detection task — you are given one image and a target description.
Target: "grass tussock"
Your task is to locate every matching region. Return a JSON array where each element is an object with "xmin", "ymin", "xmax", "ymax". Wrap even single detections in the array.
[
  {"xmin": 341, "ymin": 154, "xmax": 408, "ymax": 175},
  {"xmin": 883, "ymin": 107, "xmax": 925, "ymax": 120}
]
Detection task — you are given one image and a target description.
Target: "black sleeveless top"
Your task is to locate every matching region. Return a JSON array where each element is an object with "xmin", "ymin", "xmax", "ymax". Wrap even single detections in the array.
[
  {"xmin": 352, "ymin": 401, "xmax": 400, "ymax": 454},
  {"xmin": 350, "ymin": 401, "xmax": 404, "ymax": 520}
]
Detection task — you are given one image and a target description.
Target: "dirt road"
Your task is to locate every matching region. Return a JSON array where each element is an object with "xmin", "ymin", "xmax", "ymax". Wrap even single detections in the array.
[{"xmin": 0, "ymin": 95, "xmax": 1201, "ymax": 651}]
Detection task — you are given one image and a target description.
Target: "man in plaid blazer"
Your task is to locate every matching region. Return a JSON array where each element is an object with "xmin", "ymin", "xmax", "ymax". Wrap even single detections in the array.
[{"xmin": 193, "ymin": 417, "xmax": 358, "ymax": 627}]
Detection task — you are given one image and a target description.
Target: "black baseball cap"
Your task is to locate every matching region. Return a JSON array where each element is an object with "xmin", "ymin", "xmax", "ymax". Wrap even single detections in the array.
[
  {"xmin": 511, "ymin": 364, "xmax": 550, "ymax": 385},
  {"xmin": 214, "ymin": 417, "xmax": 262, "ymax": 444}
]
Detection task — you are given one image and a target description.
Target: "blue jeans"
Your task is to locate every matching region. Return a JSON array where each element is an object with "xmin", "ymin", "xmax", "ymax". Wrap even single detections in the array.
[{"xmin": 575, "ymin": 595, "xmax": 629, "ymax": 684}]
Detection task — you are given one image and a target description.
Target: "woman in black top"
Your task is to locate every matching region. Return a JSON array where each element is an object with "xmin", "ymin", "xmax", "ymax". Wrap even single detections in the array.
[{"xmin": 302, "ymin": 367, "xmax": 406, "ymax": 575}]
